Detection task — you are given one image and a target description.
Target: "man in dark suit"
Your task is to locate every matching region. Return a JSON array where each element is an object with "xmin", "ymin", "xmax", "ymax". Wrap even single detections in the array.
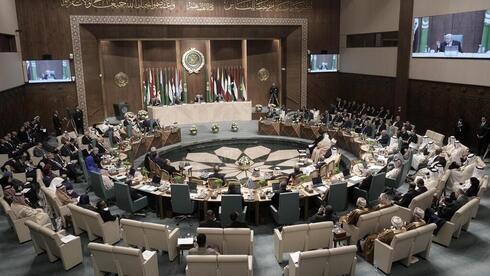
[
  {"xmin": 377, "ymin": 130, "xmax": 390, "ymax": 147},
  {"xmin": 73, "ymin": 106, "xmax": 84, "ymax": 135},
  {"xmin": 396, "ymin": 183, "xmax": 418, "ymax": 208},
  {"xmin": 415, "ymin": 178, "xmax": 428, "ymax": 195},
  {"xmin": 476, "ymin": 115, "xmax": 489, "ymax": 157},
  {"xmin": 52, "ymin": 111, "xmax": 63, "ymax": 136},
  {"xmin": 229, "ymin": 211, "xmax": 248, "ymax": 228},
  {"xmin": 227, "ymin": 183, "xmax": 241, "ymax": 195},
  {"xmin": 437, "ymin": 34, "xmax": 463, "ymax": 53},
  {"xmin": 358, "ymin": 172, "xmax": 373, "ymax": 191},
  {"xmin": 199, "ymin": 210, "xmax": 221, "ymax": 228},
  {"xmin": 438, "ymin": 189, "xmax": 468, "ymax": 220},
  {"xmin": 162, "ymin": 159, "xmax": 179, "ymax": 176}
]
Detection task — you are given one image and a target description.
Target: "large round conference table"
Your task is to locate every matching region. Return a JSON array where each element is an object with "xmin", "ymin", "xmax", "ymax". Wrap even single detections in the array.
[{"xmin": 129, "ymin": 120, "xmax": 387, "ymax": 225}]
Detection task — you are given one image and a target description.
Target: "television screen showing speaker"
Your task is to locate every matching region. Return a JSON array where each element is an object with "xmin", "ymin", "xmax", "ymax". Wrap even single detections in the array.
[
  {"xmin": 24, "ymin": 60, "xmax": 72, "ymax": 83},
  {"xmin": 412, "ymin": 9, "xmax": 490, "ymax": 59},
  {"xmin": 308, "ymin": 54, "xmax": 338, "ymax": 72}
]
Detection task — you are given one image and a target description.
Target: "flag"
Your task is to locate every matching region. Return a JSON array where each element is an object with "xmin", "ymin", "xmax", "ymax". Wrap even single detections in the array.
[
  {"xmin": 178, "ymin": 68, "xmax": 183, "ymax": 102},
  {"xmin": 182, "ymin": 70, "xmax": 188, "ymax": 104},
  {"xmin": 167, "ymin": 68, "xmax": 174, "ymax": 104},
  {"xmin": 212, "ymin": 70, "xmax": 218, "ymax": 100},
  {"xmin": 232, "ymin": 67, "xmax": 239, "ymax": 101},
  {"xmin": 227, "ymin": 69, "xmax": 234, "ymax": 101},
  {"xmin": 159, "ymin": 69, "xmax": 164, "ymax": 105},
  {"xmin": 220, "ymin": 67, "xmax": 227, "ymax": 101},
  {"xmin": 143, "ymin": 69, "xmax": 149, "ymax": 108},
  {"xmin": 240, "ymin": 67, "xmax": 247, "ymax": 101}
]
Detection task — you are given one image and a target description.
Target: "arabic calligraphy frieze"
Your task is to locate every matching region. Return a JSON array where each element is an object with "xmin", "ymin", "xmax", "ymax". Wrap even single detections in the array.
[
  {"xmin": 60, "ymin": 0, "xmax": 176, "ymax": 10},
  {"xmin": 60, "ymin": 0, "xmax": 313, "ymax": 12}
]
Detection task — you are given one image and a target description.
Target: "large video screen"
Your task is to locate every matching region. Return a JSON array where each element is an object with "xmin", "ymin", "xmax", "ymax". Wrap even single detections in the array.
[
  {"xmin": 308, "ymin": 54, "xmax": 338, "ymax": 73},
  {"xmin": 25, "ymin": 60, "xmax": 72, "ymax": 83},
  {"xmin": 412, "ymin": 9, "xmax": 490, "ymax": 59}
]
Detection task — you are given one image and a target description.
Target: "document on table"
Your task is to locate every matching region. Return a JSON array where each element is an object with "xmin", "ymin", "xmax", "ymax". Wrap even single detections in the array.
[{"xmin": 178, "ymin": 238, "xmax": 194, "ymax": 246}]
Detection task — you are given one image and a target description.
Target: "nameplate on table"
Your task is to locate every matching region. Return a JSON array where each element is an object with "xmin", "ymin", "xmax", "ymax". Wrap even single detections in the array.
[{"xmin": 178, "ymin": 237, "xmax": 194, "ymax": 246}]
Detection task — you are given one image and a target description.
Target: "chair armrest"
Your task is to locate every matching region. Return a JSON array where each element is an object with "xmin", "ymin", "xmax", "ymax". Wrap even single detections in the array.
[
  {"xmin": 142, "ymin": 250, "xmax": 159, "ymax": 276},
  {"xmin": 249, "ymin": 230, "xmax": 254, "ymax": 255},
  {"xmin": 248, "ymin": 256, "xmax": 253, "ymax": 276},
  {"xmin": 288, "ymin": 253, "xmax": 300, "ymax": 276},
  {"xmin": 373, "ymin": 239, "xmax": 394, "ymax": 273},
  {"xmin": 274, "ymin": 228, "xmax": 282, "ymax": 242},
  {"xmin": 59, "ymin": 236, "xmax": 83, "ymax": 270}
]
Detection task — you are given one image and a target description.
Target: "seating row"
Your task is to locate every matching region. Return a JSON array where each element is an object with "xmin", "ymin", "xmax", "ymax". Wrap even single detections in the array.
[
  {"xmin": 121, "ymin": 218, "xmax": 180, "ymax": 261},
  {"xmin": 67, "ymin": 204, "xmax": 121, "ymax": 245},
  {"xmin": 286, "ymin": 245, "xmax": 357, "ymax": 276},
  {"xmin": 0, "ymin": 196, "xmax": 35, "ymax": 243},
  {"xmin": 273, "ymin": 221, "xmax": 334, "ymax": 262},
  {"xmin": 197, "ymin": 227, "xmax": 254, "ymax": 255},
  {"xmin": 88, "ymin": 242, "xmax": 159, "ymax": 276},
  {"xmin": 186, "ymin": 255, "xmax": 253, "ymax": 276},
  {"xmin": 25, "ymin": 220, "xmax": 82, "ymax": 270},
  {"xmin": 342, "ymin": 205, "xmax": 412, "ymax": 245}
]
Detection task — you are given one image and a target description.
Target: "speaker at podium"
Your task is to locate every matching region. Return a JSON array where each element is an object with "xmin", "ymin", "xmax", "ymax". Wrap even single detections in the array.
[{"xmin": 113, "ymin": 102, "xmax": 129, "ymax": 120}]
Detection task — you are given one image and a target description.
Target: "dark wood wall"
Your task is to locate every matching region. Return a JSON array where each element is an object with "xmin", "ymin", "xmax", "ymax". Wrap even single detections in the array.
[
  {"xmin": 338, "ymin": 73, "xmax": 396, "ymax": 110},
  {"xmin": 0, "ymin": 86, "xmax": 26, "ymax": 137},
  {"xmin": 13, "ymin": 0, "xmax": 340, "ymax": 126},
  {"xmin": 100, "ymin": 41, "xmax": 142, "ymax": 117},
  {"xmin": 247, "ymin": 40, "xmax": 281, "ymax": 106}
]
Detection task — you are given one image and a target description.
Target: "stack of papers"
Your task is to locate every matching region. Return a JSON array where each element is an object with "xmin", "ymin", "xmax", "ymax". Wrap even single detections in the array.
[
  {"xmin": 139, "ymin": 185, "xmax": 158, "ymax": 192},
  {"xmin": 60, "ymin": 235, "xmax": 78, "ymax": 243}
]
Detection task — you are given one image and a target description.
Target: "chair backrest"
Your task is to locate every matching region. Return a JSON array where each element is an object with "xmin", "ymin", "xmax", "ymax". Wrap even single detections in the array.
[
  {"xmin": 197, "ymin": 228, "xmax": 224, "ymax": 253},
  {"xmin": 328, "ymin": 182, "xmax": 348, "ymax": 212},
  {"xmin": 68, "ymin": 204, "xmax": 105, "ymax": 236},
  {"xmin": 121, "ymin": 219, "xmax": 146, "ymax": 249},
  {"xmin": 307, "ymin": 221, "xmax": 334, "ymax": 250},
  {"xmin": 451, "ymin": 198, "xmax": 479, "ymax": 225},
  {"xmin": 368, "ymin": 173, "xmax": 386, "ymax": 203},
  {"xmin": 88, "ymin": 171, "xmax": 106, "ymax": 200},
  {"xmin": 223, "ymin": 228, "xmax": 252, "ymax": 255},
  {"xmin": 412, "ymin": 223, "xmax": 436, "ymax": 255},
  {"xmin": 390, "ymin": 230, "xmax": 418, "ymax": 262},
  {"xmin": 42, "ymin": 187, "xmax": 63, "ymax": 218},
  {"xmin": 142, "ymin": 221, "xmax": 170, "ymax": 251},
  {"xmin": 25, "ymin": 220, "xmax": 45, "ymax": 251},
  {"xmin": 282, "ymin": 224, "xmax": 309, "ymax": 252},
  {"xmin": 0, "ymin": 154, "xmax": 9, "ymax": 167},
  {"xmin": 357, "ymin": 211, "xmax": 380, "ymax": 238},
  {"xmin": 221, "ymin": 194, "xmax": 243, "ymax": 227},
  {"xmin": 425, "ymin": 130, "xmax": 445, "ymax": 146},
  {"xmin": 217, "ymin": 255, "xmax": 250, "ymax": 276},
  {"xmin": 477, "ymin": 175, "xmax": 488, "ymax": 198},
  {"xmin": 278, "ymin": 192, "xmax": 300, "ymax": 224},
  {"xmin": 88, "ymin": 242, "xmax": 118, "ymax": 274},
  {"xmin": 115, "ymin": 182, "xmax": 134, "ymax": 212},
  {"xmin": 40, "ymin": 225, "xmax": 63, "ymax": 258},
  {"xmin": 326, "ymin": 245, "xmax": 357, "ymax": 276},
  {"xmin": 408, "ymin": 188, "xmax": 436, "ymax": 212},
  {"xmin": 298, "ymin": 249, "xmax": 329, "ymax": 276},
  {"xmin": 78, "ymin": 151, "xmax": 89, "ymax": 184},
  {"xmin": 186, "ymin": 255, "xmax": 218, "ymax": 276},
  {"xmin": 160, "ymin": 168, "xmax": 170, "ymax": 181},
  {"xmin": 170, "ymin": 184, "xmax": 193, "ymax": 214},
  {"xmin": 112, "ymin": 245, "xmax": 146, "ymax": 276}
]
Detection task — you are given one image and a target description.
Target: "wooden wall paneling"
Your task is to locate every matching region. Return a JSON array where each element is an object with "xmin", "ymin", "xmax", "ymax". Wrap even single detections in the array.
[
  {"xmin": 285, "ymin": 28, "xmax": 303, "ymax": 109},
  {"xmin": 210, "ymin": 40, "xmax": 243, "ymax": 68},
  {"xmin": 142, "ymin": 40, "xmax": 177, "ymax": 69},
  {"xmin": 0, "ymin": 86, "xmax": 26, "ymax": 137},
  {"xmin": 100, "ymin": 40, "xmax": 141, "ymax": 117},
  {"xmin": 179, "ymin": 40, "xmax": 207, "ymax": 101},
  {"xmin": 408, "ymin": 80, "xmax": 490, "ymax": 148},
  {"xmin": 307, "ymin": 73, "xmax": 339, "ymax": 111},
  {"xmin": 394, "ymin": 0, "xmax": 414, "ymax": 119},
  {"xmin": 247, "ymin": 40, "xmax": 281, "ymax": 106},
  {"xmin": 80, "ymin": 26, "xmax": 104, "ymax": 125},
  {"xmin": 338, "ymin": 73, "xmax": 396, "ymax": 109},
  {"xmin": 138, "ymin": 41, "xmax": 144, "ymax": 109}
]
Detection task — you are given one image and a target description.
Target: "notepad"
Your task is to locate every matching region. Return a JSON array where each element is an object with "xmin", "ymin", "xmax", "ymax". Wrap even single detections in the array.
[{"xmin": 60, "ymin": 235, "xmax": 77, "ymax": 243}]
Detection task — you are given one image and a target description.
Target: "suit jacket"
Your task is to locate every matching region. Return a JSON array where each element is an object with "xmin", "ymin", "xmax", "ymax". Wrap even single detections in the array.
[
  {"xmin": 439, "ymin": 195, "xmax": 468, "ymax": 220},
  {"xmin": 476, "ymin": 122, "xmax": 489, "ymax": 140},
  {"xmin": 229, "ymin": 221, "xmax": 248, "ymax": 228},
  {"xmin": 397, "ymin": 189, "xmax": 418, "ymax": 208}
]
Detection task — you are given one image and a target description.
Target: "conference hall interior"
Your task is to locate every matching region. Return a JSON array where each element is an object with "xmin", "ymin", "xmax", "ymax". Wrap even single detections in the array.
[{"xmin": 1, "ymin": 0, "xmax": 490, "ymax": 275}]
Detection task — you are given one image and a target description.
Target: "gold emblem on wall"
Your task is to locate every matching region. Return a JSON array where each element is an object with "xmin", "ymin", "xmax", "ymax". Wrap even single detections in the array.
[
  {"xmin": 257, "ymin": 68, "xmax": 270, "ymax": 82},
  {"xmin": 182, "ymin": 48, "xmax": 205, "ymax": 74},
  {"xmin": 114, "ymin": 72, "xmax": 129, "ymax": 88}
]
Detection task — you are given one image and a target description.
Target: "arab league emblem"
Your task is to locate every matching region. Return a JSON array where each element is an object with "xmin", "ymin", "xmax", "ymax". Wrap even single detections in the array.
[{"xmin": 182, "ymin": 48, "xmax": 205, "ymax": 74}]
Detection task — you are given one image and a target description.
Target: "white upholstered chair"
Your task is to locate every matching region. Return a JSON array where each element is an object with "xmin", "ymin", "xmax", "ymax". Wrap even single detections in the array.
[{"xmin": 68, "ymin": 204, "xmax": 120, "ymax": 244}]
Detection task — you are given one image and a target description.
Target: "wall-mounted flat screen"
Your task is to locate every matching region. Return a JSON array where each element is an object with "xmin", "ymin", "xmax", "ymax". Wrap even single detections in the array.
[
  {"xmin": 308, "ymin": 54, "xmax": 338, "ymax": 72},
  {"xmin": 25, "ymin": 60, "xmax": 72, "ymax": 83},
  {"xmin": 412, "ymin": 9, "xmax": 490, "ymax": 59}
]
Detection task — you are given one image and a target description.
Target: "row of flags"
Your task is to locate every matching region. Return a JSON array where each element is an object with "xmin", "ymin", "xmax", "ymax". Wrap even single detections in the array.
[
  {"xmin": 143, "ymin": 66, "xmax": 248, "ymax": 108},
  {"xmin": 143, "ymin": 67, "xmax": 186, "ymax": 108},
  {"xmin": 208, "ymin": 66, "xmax": 247, "ymax": 103}
]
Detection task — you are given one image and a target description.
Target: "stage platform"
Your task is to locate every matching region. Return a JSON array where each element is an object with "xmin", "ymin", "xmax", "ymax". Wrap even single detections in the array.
[{"xmin": 148, "ymin": 101, "xmax": 252, "ymax": 125}]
